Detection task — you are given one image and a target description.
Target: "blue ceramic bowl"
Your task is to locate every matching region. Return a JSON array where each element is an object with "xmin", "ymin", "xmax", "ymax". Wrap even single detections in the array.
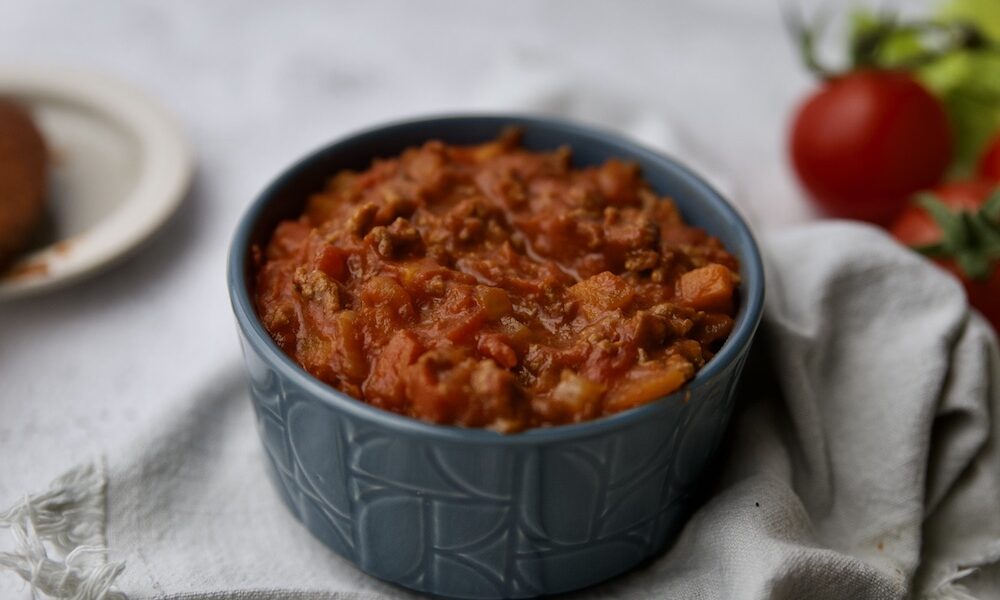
[{"xmin": 228, "ymin": 115, "xmax": 764, "ymax": 599}]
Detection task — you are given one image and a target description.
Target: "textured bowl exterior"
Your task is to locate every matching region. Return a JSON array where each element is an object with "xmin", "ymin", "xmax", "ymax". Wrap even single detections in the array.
[{"xmin": 228, "ymin": 115, "xmax": 764, "ymax": 599}]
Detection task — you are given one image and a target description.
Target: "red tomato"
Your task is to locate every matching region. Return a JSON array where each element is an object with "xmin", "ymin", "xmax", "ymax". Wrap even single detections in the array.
[
  {"xmin": 889, "ymin": 180, "xmax": 1000, "ymax": 332},
  {"xmin": 790, "ymin": 70, "xmax": 953, "ymax": 224},
  {"xmin": 978, "ymin": 132, "xmax": 1000, "ymax": 183}
]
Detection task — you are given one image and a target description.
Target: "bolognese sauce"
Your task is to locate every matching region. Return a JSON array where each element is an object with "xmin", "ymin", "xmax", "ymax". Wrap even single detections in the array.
[{"xmin": 254, "ymin": 130, "xmax": 739, "ymax": 432}]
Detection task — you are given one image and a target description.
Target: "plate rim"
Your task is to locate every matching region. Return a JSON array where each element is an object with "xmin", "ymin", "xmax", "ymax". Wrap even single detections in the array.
[{"xmin": 0, "ymin": 65, "xmax": 193, "ymax": 301}]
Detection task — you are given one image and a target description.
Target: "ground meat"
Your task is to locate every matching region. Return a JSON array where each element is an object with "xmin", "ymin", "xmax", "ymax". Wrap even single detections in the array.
[{"xmin": 254, "ymin": 129, "xmax": 739, "ymax": 432}]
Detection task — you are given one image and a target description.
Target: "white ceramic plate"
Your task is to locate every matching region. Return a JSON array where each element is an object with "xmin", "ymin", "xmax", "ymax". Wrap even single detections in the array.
[{"xmin": 0, "ymin": 66, "xmax": 192, "ymax": 300}]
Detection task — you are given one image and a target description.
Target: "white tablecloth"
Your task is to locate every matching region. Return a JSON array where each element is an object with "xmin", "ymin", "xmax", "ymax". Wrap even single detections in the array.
[
  {"xmin": 7, "ymin": 1, "xmax": 995, "ymax": 599},
  {"xmin": 0, "ymin": 0, "xmax": 815, "ymax": 500}
]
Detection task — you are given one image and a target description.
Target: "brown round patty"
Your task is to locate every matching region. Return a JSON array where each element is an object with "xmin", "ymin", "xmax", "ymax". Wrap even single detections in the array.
[{"xmin": 0, "ymin": 98, "xmax": 47, "ymax": 267}]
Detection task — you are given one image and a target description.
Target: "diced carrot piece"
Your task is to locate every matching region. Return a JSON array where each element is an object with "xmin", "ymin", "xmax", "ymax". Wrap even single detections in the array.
[
  {"xmin": 596, "ymin": 159, "xmax": 640, "ymax": 205},
  {"xmin": 550, "ymin": 371, "xmax": 605, "ymax": 413},
  {"xmin": 676, "ymin": 264, "xmax": 734, "ymax": 312},
  {"xmin": 361, "ymin": 275, "xmax": 414, "ymax": 320},
  {"xmin": 569, "ymin": 271, "xmax": 635, "ymax": 310},
  {"xmin": 475, "ymin": 286, "xmax": 513, "ymax": 321},
  {"xmin": 332, "ymin": 310, "xmax": 367, "ymax": 380},
  {"xmin": 605, "ymin": 360, "xmax": 693, "ymax": 412}
]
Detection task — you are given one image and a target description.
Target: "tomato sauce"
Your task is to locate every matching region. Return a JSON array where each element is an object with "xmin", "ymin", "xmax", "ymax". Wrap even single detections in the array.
[{"xmin": 254, "ymin": 130, "xmax": 739, "ymax": 432}]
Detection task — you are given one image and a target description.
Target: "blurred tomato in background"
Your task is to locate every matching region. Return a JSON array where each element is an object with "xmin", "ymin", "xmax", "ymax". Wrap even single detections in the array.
[
  {"xmin": 787, "ymin": 0, "xmax": 1000, "ymax": 330},
  {"xmin": 790, "ymin": 70, "xmax": 952, "ymax": 224}
]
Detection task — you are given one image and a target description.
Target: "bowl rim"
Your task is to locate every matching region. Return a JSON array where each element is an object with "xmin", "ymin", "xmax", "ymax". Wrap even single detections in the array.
[{"xmin": 227, "ymin": 112, "xmax": 765, "ymax": 445}]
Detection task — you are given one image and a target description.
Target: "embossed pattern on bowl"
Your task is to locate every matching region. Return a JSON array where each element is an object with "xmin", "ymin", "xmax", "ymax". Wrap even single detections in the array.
[{"xmin": 228, "ymin": 115, "xmax": 764, "ymax": 599}]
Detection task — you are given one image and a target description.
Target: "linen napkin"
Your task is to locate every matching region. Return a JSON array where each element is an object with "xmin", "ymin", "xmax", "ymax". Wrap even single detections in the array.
[{"xmin": 3, "ymin": 63, "xmax": 1000, "ymax": 600}]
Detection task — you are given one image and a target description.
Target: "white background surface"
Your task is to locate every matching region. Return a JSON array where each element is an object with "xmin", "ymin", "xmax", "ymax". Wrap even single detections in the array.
[{"xmin": 0, "ymin": 0, "xmax": 929, "ymax": 596}]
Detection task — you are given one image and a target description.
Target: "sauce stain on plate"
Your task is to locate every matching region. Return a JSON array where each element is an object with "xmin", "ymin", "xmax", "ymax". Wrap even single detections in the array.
[{"xmin": 4, "ymin": 261, "xmax": 49, "ymax": 281}]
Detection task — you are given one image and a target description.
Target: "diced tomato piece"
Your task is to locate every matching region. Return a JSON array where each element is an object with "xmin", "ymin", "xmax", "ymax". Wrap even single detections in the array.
[
  {"xmin": 364, "ymin": 330, "xmax": 423, "ymax": 409},
  {"xmin": 477, "ymin": 333, "xmax": 518, "ymax": 368},
  {"xmin": 316, "ymin": 245, "xmax": 348, "ymax": 281},
  {"xmin": 331, "ymin": 310, "xmax": 367, "ymax": 381},
  {"xmin": 269, "ymin": 220, "xmax": 312, "ymax": 259}
]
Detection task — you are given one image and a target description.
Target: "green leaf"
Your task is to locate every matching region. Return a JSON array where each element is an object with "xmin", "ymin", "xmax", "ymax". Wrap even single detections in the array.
[
  {"xmin": 918, "ymin": 51, "xmax": 1000, "ymax": 177},
  {"xmin": 914, "ymin": 241, "xmax": 949, "ymax": 257},
  {"xmin": 916, "ymin": 193, "xmax": 964, "ymax": 250},
  {"xmin": 919, "ymin": 0, "xmax": 1000, "ymax": 175},
  {"xmin": 983, "ymin": 188, "xmax": 1000, "ymax": 221},
  {"xmin": 849, "ymin": 9, "xmax": 926, "ymax": 66},
  {"xmin": 910, "ymin": 190, "xmax": 1000, "ymax": 280},
  {"xmin": 957, "ymin": 249, "xmax": 991, "ymax": 279},
  {"xmin": 844, "ymin": 2, "xmax": 1000, "ymax": 176},
  {"xmin": 968, "ymin": 192, "xmax": 1000, "ymax": 257},
  {"xmin": 968, "ymin": 216, "xmax": 1000, "ymax": 257},
  {"xmin": 938, "ymin": 0, "xmax": 1000, "ymax": 41}
]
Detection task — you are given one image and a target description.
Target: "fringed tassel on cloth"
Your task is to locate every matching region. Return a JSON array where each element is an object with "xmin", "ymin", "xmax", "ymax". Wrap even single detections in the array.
[{"xmin": 0, "ymin": 459, "xmax": 126, "ymax": 599}]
